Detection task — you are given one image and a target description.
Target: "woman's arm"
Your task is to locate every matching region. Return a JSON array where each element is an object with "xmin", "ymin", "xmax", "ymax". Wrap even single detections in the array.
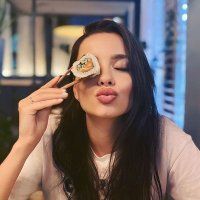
[
  {"xmin": 0, "ymin": 76, "xmax": 68, "ymax": 199},
  {"xmin": 0, "ymin": 139, "xmax": 36, "ymax": 200}
]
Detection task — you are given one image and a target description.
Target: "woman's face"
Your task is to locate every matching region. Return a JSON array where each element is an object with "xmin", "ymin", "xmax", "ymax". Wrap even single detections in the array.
[{"xmin": 73, "ymin": 33, "xmax": 132, "ymax": 119}]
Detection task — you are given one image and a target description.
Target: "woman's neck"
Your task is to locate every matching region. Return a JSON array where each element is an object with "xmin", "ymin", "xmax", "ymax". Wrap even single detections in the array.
[{"xmin": 86, "ymin": 114, "xmax": 120, "ymax": 157}]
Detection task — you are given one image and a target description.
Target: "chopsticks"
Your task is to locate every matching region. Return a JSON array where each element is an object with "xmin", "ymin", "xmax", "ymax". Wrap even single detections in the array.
[
  {"xmin": 56, "ymin": 67, "xmax": 82, "ymax": 89},
  {"xmin": 56, "ymin": 67, "xmax": 72, "ymax": 87},
  {"xmin": 61, "ymin": 78, "xmax": 82, "ymax": 89}
]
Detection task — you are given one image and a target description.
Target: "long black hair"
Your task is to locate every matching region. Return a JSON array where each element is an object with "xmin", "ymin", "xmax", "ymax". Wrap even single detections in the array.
[{"xmin": 52, "ymin": 20, "xmax": 163, "ymax": 199}]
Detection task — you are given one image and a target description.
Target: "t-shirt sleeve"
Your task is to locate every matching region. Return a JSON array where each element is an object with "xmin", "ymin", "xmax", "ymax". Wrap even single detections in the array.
[{"xmin": 166, "ymin": 120, "xmax": 200, "ymax": 199}]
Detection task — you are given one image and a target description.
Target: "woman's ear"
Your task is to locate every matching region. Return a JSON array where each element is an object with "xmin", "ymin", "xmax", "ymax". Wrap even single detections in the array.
[{"xmin": 73, "ymin": 84, "xmax": 79, "ymax": 101}]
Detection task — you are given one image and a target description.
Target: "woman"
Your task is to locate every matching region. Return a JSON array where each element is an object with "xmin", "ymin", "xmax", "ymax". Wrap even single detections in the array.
[{"xmin": 1, "ymin": 20, "xmax": 200, "ymax": 200}]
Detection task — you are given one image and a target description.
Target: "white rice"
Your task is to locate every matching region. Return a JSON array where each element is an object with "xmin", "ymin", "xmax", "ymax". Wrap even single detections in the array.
[{"xmin": 71, "ymin": 53, "xmax": 101, "ymax": 78}]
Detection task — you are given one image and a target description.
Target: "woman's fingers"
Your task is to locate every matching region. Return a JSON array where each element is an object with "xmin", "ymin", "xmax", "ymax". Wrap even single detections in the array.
[
  {"xmin": 18, "ymin": 76, "xmax": 69, "ymax": 114},
  {"xmin": 30, "ymin": 98, "xmax": 64, "ymax": 111},
  {"xmin": 31, "ymin": 87, "xmax": 66, "ymax": 97},
  {"xmin": 19, "ymin": 89, "xmax": 68, "ymax": 113},
  {"xmin": 19, "ymin": 97, "xmax": 65, "ymax": 114},
  {"xmin": 29, "ymin": 92, "xmax": 68, "ymax": 103}
]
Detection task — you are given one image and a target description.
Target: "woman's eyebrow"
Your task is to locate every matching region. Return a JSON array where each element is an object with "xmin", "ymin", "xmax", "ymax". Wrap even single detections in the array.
[{"xmin": 111, "ymin": 54, "xmax": 128, "ymax": 60}]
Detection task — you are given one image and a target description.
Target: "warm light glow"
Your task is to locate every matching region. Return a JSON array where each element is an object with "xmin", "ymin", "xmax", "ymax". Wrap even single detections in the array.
[
  {"xmin": 54, "ymin": 25, "xmax": 84, "ymax": 39},
  {"xmin": 2, "ymin": 69, "xmax": 12, "ymax": 77}
]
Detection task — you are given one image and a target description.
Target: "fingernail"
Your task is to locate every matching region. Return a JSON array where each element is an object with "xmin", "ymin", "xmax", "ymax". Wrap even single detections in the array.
[
  {"xmin": 62, "ymin": 88, "xmax": 67, "ymax": 93},
  {"xmin": 61, "ymin": 93, "xmax": 68, "ymax": 97}
]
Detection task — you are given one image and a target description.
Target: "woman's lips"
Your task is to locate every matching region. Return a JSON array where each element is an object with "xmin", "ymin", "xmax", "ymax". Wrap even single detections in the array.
[
  {"xmin": 96, "ymin": 95, "xmax": 117, "ymax": 104},
  {"xmin": 96, "ymin": 88, "xmax": 118, "ymax": 104}
]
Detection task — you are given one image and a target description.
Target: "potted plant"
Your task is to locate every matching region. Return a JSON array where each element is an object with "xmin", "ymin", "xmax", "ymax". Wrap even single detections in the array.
[{"xmin": 0, "ymin": 113, "xmax": 17, "ymax": 162}]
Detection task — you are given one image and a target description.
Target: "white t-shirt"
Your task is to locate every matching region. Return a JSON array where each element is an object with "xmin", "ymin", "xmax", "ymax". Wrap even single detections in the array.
[{"xmin": 9, "ymin": 114, "xmax": 200, "ymax": 200}]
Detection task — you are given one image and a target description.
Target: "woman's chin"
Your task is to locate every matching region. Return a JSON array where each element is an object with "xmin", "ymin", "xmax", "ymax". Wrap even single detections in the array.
[{"xmin": 86, "ymin": 111, "xmax": 122, "ymax": 119}]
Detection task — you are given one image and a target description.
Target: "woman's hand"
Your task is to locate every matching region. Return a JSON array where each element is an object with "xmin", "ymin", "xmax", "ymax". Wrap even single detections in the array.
[
  {"xmin": 17, "ymin": 76, "xmax": 68, "ymax": 147},
  {"xmin": 0, "ymin": 76, "xmax": 68, "ymax": 199}
]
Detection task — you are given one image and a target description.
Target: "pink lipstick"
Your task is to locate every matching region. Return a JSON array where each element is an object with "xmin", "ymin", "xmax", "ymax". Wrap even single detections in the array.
[{"xmin": 96, "ymin": 88, "xmax": 118, "ymax": 104}]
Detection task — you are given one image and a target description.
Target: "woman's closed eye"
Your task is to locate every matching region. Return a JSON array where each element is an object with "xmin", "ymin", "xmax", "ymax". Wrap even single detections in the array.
[
  {"xmin": 114, "ymin": 66, "xmax": 129, "ymax": 72},
  {"xmin": 113, "ymin": 58, "xmax": 129, "ymax": 72}
]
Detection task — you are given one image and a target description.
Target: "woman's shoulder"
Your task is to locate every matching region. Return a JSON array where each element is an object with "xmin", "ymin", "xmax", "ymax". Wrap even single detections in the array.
[
  {"xmin": 160, "ymin": 116, "xmax": 192, "ymax": 146},
  {"xmin": 160, "ymin": 116, "xmax": 195, "ymax": 169},
  {"xmin": 160, "ymin": 116, "xmax": 200, "ymax": 198}
]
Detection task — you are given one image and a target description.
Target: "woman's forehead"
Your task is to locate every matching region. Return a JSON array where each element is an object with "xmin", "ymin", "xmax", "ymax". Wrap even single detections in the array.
[{"xmin": 77, "ymin": 33, "xmax": 126, "ymax": 60}]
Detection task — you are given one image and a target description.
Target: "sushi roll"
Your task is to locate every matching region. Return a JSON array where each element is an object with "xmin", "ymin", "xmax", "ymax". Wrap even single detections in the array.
[{"xmin": 71, "ymin": 53, "xmax": 101, "ymax": 78}]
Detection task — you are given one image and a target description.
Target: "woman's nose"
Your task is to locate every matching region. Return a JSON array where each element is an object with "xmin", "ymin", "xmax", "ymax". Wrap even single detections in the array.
[{"xmin": 97, "ymin": 70, "xmax": 115, "ymax": 86}]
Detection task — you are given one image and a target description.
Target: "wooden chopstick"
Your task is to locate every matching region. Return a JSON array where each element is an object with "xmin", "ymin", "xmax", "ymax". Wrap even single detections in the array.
[
  {"xmin": 56, "ymin": 67, "xmax": 72, "ymax": 87},
  {"xmin": 61, "ymin": 78, "xmax": 82, "ymax": 89}
]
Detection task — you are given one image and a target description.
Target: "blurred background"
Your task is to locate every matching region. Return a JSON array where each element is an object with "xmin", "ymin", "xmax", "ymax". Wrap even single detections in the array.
[{"xmin": 0, "ymin": 0, "xmax": 200, "ymax": 165}]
